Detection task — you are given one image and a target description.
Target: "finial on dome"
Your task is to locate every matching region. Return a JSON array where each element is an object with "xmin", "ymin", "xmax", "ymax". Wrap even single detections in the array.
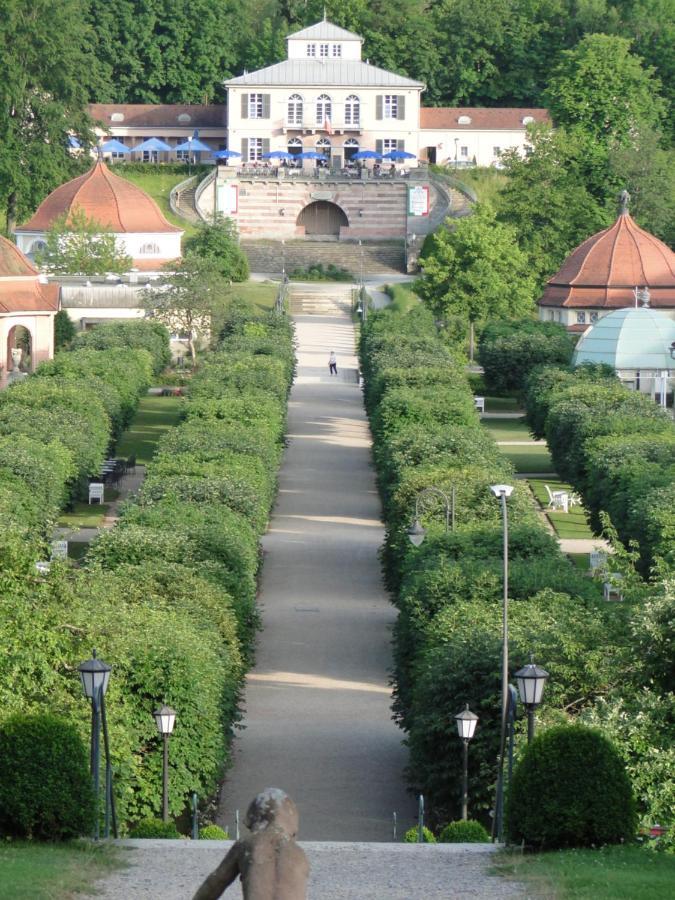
[
  {"xmin": 323, "ymin": 5, "xmax": 327, "ymax": 21},
  {"xmin": 619, "ymin": 189, "xmax": 630, "ymax": 215}
]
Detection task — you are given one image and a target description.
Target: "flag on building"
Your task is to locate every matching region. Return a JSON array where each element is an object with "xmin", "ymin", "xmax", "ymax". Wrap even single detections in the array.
[{"xmin": 324, "ymin": 117, "xmax": 333, "ymax": 135}]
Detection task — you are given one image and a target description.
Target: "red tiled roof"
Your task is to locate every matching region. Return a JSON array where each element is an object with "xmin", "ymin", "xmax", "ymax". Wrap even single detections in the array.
[
  {"xmin": 420, "ymin": 107, "xmax": 550, "ymax": 130},
  {"xmin": 0, "ymin": 281, "xmax": 59, "ymax": 314},
  {"xmin": 0, "ymin": 235, "xmax": 39, "ymax": 277},
  {"xmin": 539, "ymin": 212, "xmax": 675, "ymax": 309},
  {"xmin": 88, "ymin": 103, "xmax": 226, "ymax": 129},
  {"xmin": 16, "ymin": 161, "xmax": 182, "ymax": 235}
]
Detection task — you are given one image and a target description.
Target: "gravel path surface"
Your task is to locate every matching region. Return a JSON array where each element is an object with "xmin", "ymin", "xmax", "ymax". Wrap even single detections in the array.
[
  {"xmin": 87, "ymin": 841, "xmax": 531, "ymax": 900},
  {"xmin": 216, "ymin": 311, "xmax": 415, "ymax": 841}
]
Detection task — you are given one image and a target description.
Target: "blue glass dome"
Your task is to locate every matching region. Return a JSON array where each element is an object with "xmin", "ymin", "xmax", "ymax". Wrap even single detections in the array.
[{"xmin": 572, "ymin": 307, "xmax": 675, "ymax": 370}]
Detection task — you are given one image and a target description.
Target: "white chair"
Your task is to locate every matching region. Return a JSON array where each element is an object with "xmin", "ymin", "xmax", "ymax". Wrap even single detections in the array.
[
  {"xmin": 589, "ymin": 550, "xmax": 607, "ymax": 574},
  {"xmin": 569, "ymin": 492, "xmax": 582, "ymax": 507},
  {"xmin": 35, "ymin": 561, "xmax": 51, "ymax": 575},
  {"xmin": 603, "ymin": 574, "xmax": 623, "ymax": 602},
  {"xmin": 545, "ymin": 485, "xmax": 569, "ymax": 513},
  {"xmin": 474, "ymin": 396, "xmax": 485, "ymax": 413},
  {"xmin": 88, "ymin": 482, "xmax": 105, "ymax": 505}
]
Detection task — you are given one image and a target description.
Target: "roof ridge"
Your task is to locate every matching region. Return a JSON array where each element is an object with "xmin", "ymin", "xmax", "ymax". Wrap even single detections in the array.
[{"xmin": 95, "ymin": 161, "xmax": 125, "ymax": 231}]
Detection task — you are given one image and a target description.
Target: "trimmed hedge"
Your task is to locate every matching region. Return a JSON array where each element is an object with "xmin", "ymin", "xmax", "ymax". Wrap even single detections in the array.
[
  {"xmin": 72, "ymin": 320, "xmax": 171, "ymax": 374},
  {"xmin": 360, "ymin": 304, "xmax": 613, "ymax": 827},
  {"xmin": 478, "ymin": 319, "xmax": 574, "ymax": 393}
]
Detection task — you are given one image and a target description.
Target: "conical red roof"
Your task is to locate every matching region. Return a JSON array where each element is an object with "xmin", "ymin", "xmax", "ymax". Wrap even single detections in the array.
[
  {"xmin": 0, "ymin": 236, "xmax": 59, "ymax": 313},
  {"xmin": 16, "ymin": 160, "xmax": 181, "ymax": 235},
  {"xmin": 539, "ymin": 211, "xmax": 675, "ymax": 309}
]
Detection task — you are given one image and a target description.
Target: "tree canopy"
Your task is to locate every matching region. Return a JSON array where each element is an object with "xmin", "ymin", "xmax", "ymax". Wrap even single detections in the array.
[
  {"xmin": 183, "ymin": 217, "xmax": 249, "ymax": 283},
  {"xmin": 35, "ymin": 209, "xmax": 132, "ymax": 276}
]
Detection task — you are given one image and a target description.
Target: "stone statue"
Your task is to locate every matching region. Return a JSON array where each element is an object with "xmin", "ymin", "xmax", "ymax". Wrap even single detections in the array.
[
  {"xmin": 10, "ymin": 347, "xmax": 22, "ymax": 372},
  {"xmin": 192, "ymin": 789, "xmax": 309, "ymax": 900},
  {"xmin": 619, "ymin": 189, "xmax": 630, "ymax": 214}
]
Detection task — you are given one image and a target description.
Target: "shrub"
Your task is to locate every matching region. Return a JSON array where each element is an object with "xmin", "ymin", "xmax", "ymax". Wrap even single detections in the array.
[
  {"xmin": 184, "ymin": 216, "xmax": 249, "ymax": 282},
  {"xmin": 73, "ymin": 321, "xmax": 171, "ymax": 374},
  {"xmin": 438, "ymin": 820, "xmax": 490, "ymax": 843},
  {"xmin": 506, "ymin": 724, "xmax": 637, "ymax": 849},
  {"xmin": 129, "ymin": 818, "xmax": 182, "ymax": 839},
  {"xmin": 479, "ymin": 320, "xmax": 574, "ymax": 393},
  {"xmin": 0, "ymin": 713, "xmax": 94, "ymax": 840},
  {"xmin": 199, "ymin": 823, "xmax": 229, "ymax": 840},
  {"xmin": 403, "ymin": 825, "xmax": 437, "ymax": 843},
  {"xmin": 54, "ymin": 309, "xmax": 76, "ymax": 350}
]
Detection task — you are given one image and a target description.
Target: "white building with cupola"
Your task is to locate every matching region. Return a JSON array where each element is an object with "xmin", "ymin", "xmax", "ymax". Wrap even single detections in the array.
[{"xmin": 225, "ymin": 20, "xmax": 425, "ymax": 168}]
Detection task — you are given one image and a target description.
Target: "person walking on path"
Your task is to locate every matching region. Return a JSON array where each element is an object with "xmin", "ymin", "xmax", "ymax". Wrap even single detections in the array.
[{"xmin": 328, "ymin": 351, "xmax": 338, "ymax": 376}]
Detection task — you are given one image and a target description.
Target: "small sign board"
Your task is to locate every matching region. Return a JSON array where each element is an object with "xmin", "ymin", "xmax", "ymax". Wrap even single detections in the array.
[
  {"xmin": 311, "ymin": 191, "xmax": 334, "ymax": 201},
  {"xmin": 51, "ymin": 540, "xmax": 68, "ymax": 560},
  {"xmin": 408, "ymin": 185, "xmax": 430, "ymax": 217},
  {"xmin": 217, "ymin": 183, "xmax": 239, "ymax": 215}
]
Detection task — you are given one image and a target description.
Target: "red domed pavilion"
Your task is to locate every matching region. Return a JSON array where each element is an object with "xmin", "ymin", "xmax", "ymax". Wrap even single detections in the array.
[
  {"xmin": 538, "ymin": 200, "xmax": 675, "ymax": 332},
  {"xmin": 14, "ymin": 160, "xmax": 182, "ymax": 271}
]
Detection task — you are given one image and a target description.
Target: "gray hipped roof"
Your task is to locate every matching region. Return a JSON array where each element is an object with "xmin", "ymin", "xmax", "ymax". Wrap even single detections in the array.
[
  {"xmin": 226, "ymin": 59, "xmax": 424, "ymax": 89},
  {"xmin": 287, "ymin": 22, "xmax": 362, "ymax": 42}
]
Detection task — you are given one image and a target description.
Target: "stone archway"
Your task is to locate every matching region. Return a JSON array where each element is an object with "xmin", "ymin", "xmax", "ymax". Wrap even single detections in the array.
[
  {"xmin": 296, "ymin": 201, "xmax": 348, "ymax": 237},
  {"xmin": 6, "ymin": 324, "xmax": 33, "ymax": 373}
]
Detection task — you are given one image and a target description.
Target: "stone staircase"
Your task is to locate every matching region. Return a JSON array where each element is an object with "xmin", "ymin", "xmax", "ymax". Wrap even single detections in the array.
[
  {"xmin": 169, "ymin": 176, "xmax": 201, "ymax": 224},
  {"xmin": 241, "ymin": 240, "xmax": 405, "ymax": 276},
  {"xmin": 288, "ymin": 281, "xmax": 355, "ymax": 316}
]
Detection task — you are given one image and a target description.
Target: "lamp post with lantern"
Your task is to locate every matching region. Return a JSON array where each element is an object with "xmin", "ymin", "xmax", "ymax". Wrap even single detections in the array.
[
  {"xmin": 455, "ymin": 705, "xmax": 479, "ymax": 821},
  {"xmin": 515, "ymin": 659, "xmax": 549, "ymax": 743},
  {"xmin": 78, "ymin": 650, "xmax": 112, "ymax": 840},
  {"xmin": 154, "ymin": 705, "xmax": 177, "ymax": 823},
  {"xmin": 406, "ymin": 486, "xmax": 455, "ymax": 547}
]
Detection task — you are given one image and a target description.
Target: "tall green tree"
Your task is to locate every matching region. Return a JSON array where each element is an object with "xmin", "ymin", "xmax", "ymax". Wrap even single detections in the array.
[
  {"xmin": 415, "ymin": 204, "xmax": 537, "ymax": 354},
  {"xmin": 184, "ymin": 217, "xmax": 249, "ymax": 282},
  {"xmin": 35, "ymin": 209, "xmax": 132, "ymax": 276},
  {"xmin": 497, "ymin": 125, "xmax": 610, "ymax": 286},
  {"xmin": 544, "ymin": 33, "xmax": 666, "ymax": 146},
  {"xmin": 0, "ymin": 0, "xmax": 95, "ymax": 232}
]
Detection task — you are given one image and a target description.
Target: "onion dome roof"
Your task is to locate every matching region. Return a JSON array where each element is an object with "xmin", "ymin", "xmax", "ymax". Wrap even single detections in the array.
[
  {"xmin": 16, "ymin": 160, "xmax": 181, "ymax": 235},
  {"xmin": 572, "ymin": 307, "xmax": 675, "ymax": 370},
  {"xmin": 540, "ymin": 210, "xmax": 675, "ymax": 310}
]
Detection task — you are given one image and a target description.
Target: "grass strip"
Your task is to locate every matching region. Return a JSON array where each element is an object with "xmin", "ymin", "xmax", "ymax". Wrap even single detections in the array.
[
  {"xmin": 116, "ymin": 395, "xmax": 184, "ymax": 464},
  {"xmin": 0, "ymin": 840, "xmax": 123, "ymax": 900},
  {"xmin": 529, "ymin": 479, "xmax": 595, "ymax": 539}
]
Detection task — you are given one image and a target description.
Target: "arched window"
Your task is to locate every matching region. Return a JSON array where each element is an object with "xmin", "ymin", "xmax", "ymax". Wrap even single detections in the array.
[
  {"xmin": 343, "ymin": 138, "xmax": 359, "ymax": 161},
  {"xmin": 316, "ymin": 94, "xmax": 331, "ymax": 125},
  {"xmin": 30, "ymin": 239, "xmax": 47, "ymax": 255},
  {"xmin": 139, "ymin": 242, "xmax": 160, "ymax": 255},
  {"xmin": 287, "ymin": 94, "xmax": 303, "ymax": 126},
  {"xmin": 345, "ymin": 95, "xmax": 360, "ymax": 126},
  {"xmin": 316, "ymin": 137, "xmax": 331, "ymax": 151}
]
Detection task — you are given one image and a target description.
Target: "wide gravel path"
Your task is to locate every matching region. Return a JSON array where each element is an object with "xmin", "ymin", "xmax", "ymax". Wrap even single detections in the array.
[{"xmin": 216, "ymin": 312, "xmax": 415, "ymax": 841}]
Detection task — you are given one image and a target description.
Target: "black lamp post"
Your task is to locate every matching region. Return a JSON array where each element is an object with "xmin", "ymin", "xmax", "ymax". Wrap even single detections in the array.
[
  {"xmin": 78, "ymin": 650, "xmax": 112, "ymax": 840},
  {"xmin": 489, "ymin": 483, "xmax": 514, "ymax": 842},
  {"xmin": 455, "ymin": 705, "xmax": 479, "ymax": 821},
  {"xmin": 154, "ymin": 705, "xmax": 177, "ymax": 822},
  {"xmin": 515, "ymin": 660, "xmax": 549, "ymax": 743},
  {"xmin": 406, "ymin": 485, "xmax": 455, "ymax": 547}
]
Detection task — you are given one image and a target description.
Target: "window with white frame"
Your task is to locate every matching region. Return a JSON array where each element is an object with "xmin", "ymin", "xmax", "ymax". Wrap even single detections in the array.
[
  {"xmin": 316, "ymin": 94, "xmax": 332, "ymax": 124},
  {"xmin": 577, "ymin": 312, "xmax": 586, "ymax": 324},
  {"xmin": 493, "ymin": 146, "xmax": 501, "ymax": 157},
  {"xmin": 383, "ymin": 95, "xmax": 398, "ymax": 119},
  {"xmin": 590, "ymin": 312, "xmax": 599, "ymax": 324},
  {"xmin": 319, "ymin": 43, "xmax": 329, "ymax": 57},
  {"xmin": 460, "ymin": 146, "xmax": 468, "ymax": 157},
  {"xmin": 382, "ymin": 138, "xmax": 399, "ymax": 154},
  {"xmin": 332, "ymin": 44, "xmax": 342, "ymax": 57},
  {"xmin": 248, "ymin": 137, "xmax": 263, "ymax": 161},
  {"xmin": 344, "ymin": 137, "xmax": 359, "ymax": 160},
  {"xmin": 287, "ymin": 94, "xmax": 303, "ymax": 126},
  {"xmin": 345, "ymin": 95, "xmax": 360, "ymax": 125},
  {"xmin": 139, "ymin": 242, "xmax": 160, "ymax": 255},
  {"xmin": 306, "ymin": 43, "xmax": 316, "ymax": 57},
  {"xmin": 248, "ymin": 93, "xmax": 264, "ymax": 118}
]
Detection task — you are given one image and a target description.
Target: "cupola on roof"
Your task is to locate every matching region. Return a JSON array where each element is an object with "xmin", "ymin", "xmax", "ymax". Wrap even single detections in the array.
[
  {"xmin": 539, "ymin": 198, "xmax": 675, "ymax": 310},
  {"xmin": 287, "ymin": 21, "xmax": 362, "ymax": 42},
  {"xmin": 16, "ymin": 160, "xmax": 181, "ymax": 235},
  {"xmin": 573, "ymin": 307, "xmax": 675, "ymax": 370}
]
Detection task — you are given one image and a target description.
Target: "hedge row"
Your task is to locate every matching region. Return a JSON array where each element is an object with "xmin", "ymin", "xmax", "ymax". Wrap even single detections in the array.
[
  {"xmin": 524, "ymin": 365, "xmax": 675, "ymax": 575},
  {"xmin": 0, "ymin": 339, "xmax": 153, "ymax": 538},
  {"xmin": 72, "ymin": 320, "xmax": 171, "ymax": 375},
  {"xmin": 78, "ymin": 305, "xmax": 294, "ymax": 825},
  {"xmin": 360, "ymin": 305, "xmax": 615, "ymax": 826},
  {"xmin": 477, "ymin": 319, "xmax": 575, "ymax": 393}
]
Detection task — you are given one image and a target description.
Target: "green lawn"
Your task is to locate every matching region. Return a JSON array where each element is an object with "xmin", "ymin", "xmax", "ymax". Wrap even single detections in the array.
[
  {"xmin": 530, "ymin": 479, "xmax": 595, "ymax": 539},
  {"xmin": 483, "ymin": 416, "xmax": 532, "ymax": 442},
  {"xmin": 501, "ymin": 445, "xmax": 555, "ymax": 474},
  {"xmin": 0, "ymin": 840, "xmax": 122, "ymax": 900},
  {"xmin": 496, "ymin": 845, "xmax": 675, "ymax": 900},
  {"xmin": 385, "ymin": 282, "xmax": 420, "ymax": 313},
  {"xmin": 116, "ymin": 395, "xmax": 184, "ymax": 464},
  {"xmin": 485, "ymin": 396, "xmax": 522, "ymax": 413},
  {"xmin": 210, "ymin": 281, "xmax": 280, "ymax": 334},
  {"xmin": 114, "ymin": 167, "xmax": 200, "ymax": 236},
  {"xmin": 57, "ymin": 488, "xmax": 118, "ymax": 528},
  {"xmin": 567, "ymin": 551, "xmax": 591, "ymax": 571}
]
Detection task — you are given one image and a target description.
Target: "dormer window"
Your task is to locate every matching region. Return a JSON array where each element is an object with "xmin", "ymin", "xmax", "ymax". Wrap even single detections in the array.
[
  {"xmin": 522, "ymin": 115, "xmax": 534, "ymax": 124},
  {"xmin": 306, "ymin": 43, "xmax": 316, "ymax": 57},
  {"xmin": 458, "ymin": 115, "xmax": 471, "ymax": 125},
  {"xmin": 319, "ymin": 43, "xmax": 329, "ymax": 57},
  {"xmin": 332, "ymin": 44, "xmax": 342, "ymax": 57},
  {"xmin": 110, "ymin": 112, "xmax": 125, "ymax": 122}
]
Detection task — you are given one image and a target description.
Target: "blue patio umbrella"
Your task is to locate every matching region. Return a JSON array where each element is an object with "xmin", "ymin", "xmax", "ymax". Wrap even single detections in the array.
[
  {"xmin": 352, "ymin": 150, "xmax": 383, "ymax": 160},
  {"xmin": 262, "ymin": 150, "xmax": 294, "ymax": 159},
  {"xmin": 174, "ymin": 137, "xmax": 213, "ymax": 153},
  {"xmin": 212, "ymin": 149, "xmax": 241, "ymax": 159},
  {"xmin": 99, "ymin": 139, "xmax": 131, "ymax": 154},
  {"xmin": 68, "ymin": 135, "xmax": 81, "ymax": 149},
  {"xmin": 296, "ymin": 151, "xmax": 327, "ymax": 160},
  {"xmin": 132, "ymin": 137, "xmax": 172, "ymax": 153},
  {"xmin": 383, "ymin": 149, "xmax": 416, "ymax": 160}
]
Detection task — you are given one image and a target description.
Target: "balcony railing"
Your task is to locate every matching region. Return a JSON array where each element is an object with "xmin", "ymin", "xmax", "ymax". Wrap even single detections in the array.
[{"xmin": 283, "ymin": 118, "xmax": 362, "ymax": 132}]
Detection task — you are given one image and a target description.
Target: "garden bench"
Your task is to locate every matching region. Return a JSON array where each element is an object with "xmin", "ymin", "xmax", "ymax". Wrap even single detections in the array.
[
  {"xmin": 545, "ymin": 484, "xmax": 569, "ymax": 513},
  {"xmin": 474, "ymin": 396, "xmax": 485, "ymax": 413},
  {"xmin": 589, "ymin": 550, "xmax": 607, "ymax": 574},
  {"xmin": 51, "ymin": 540, "xmax": 68, "ymax": 560}
]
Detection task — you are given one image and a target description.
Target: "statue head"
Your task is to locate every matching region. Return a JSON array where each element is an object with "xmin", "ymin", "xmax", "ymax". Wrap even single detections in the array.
[{"xmin": 244, "ymin": 788, "xmax": 299, "ymax": 838}]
